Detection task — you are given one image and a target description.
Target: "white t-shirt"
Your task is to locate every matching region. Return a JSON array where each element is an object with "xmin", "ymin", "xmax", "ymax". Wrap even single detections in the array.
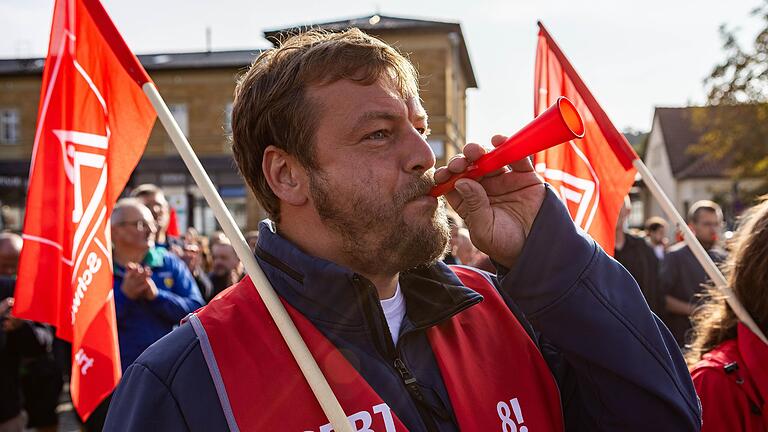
[{"xmin": 380, "ymin": 283, "xmax": 406, "ymax": 346}]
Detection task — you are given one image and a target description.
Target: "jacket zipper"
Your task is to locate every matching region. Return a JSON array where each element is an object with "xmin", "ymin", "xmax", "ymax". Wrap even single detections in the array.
[{"xmin": 353, "ymin": 274, "xmax": 440, "ymax": 432}]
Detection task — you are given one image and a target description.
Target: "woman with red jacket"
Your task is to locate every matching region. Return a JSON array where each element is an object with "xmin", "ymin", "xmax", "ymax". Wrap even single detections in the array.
[{"xmin": 687, "ymin": 196, "xmax": 768, "ymax": 431}]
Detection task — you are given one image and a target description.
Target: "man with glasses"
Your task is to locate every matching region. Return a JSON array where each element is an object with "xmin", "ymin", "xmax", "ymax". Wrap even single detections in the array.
[
  {"xmin": 129, "ymin": 184, "xmax": 181, "ymax": 252},
  {"xmin": 661, "ymin": 200, "xmax": 727, "ymax": 347},
  {"xmin": 111, "ymin": 198, "xmax": 204, "ymax": 371}
]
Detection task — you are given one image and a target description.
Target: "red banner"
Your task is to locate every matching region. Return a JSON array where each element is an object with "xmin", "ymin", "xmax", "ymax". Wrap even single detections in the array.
[
  {"xmin": 14, "ymin": 0, "xmax": 155, "ymax": 419},
  {"xmin": 534, "ymin": 23, "xmax": 638, "ymax": 255}
]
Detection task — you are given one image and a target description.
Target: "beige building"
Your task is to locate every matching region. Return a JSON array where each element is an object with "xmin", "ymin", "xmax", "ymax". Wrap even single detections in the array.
[
  {"xmin": 643, "ymin": 106, "xmax": 762, "ymax": 227},
  {"xmin": 0, "ymin": 14, "xmax": 476, "ymax": 233}
]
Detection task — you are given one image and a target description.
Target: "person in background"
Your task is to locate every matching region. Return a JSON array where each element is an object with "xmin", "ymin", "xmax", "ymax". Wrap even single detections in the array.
[
  {"xmin": 207, "ymin": 231, "xmax": 227, "ymax": 249},
  {"xmin": 207, "ymin": 238, "xmax": 243, "ymax": 301},
  {"xmin": 615, "ymin": 198, "xmax": 664, "ymax": 315},
  {"xmin": 0, "ymin": 234, "xmax": 58, "ymax": 432},
  {"xmin": 452, "ymin": 228, "xmax": 476, "ymax": 265},
  {"xmin": 245, "ymin": 230, "xmax": 259, "ymax": 252},
  {"xmin": 645, "ymin": 216, "xmax": 669, "ymax": 261},
  {"xmin": 661, "ymin": 200, "xmax": 727, "ymax": 347},
  {"xmin": 687, "ymin": 196, "xmax": 768, "ymax": 431},
  {"xmin": 111, "ymin": 198, "xmax": 204, "ymax": 369},
  {"xmin": 181, "ymin": 228, "xmax": 213, "ymax": 303},
  {"xmin": 85, "ymin": 199, "xmax": 205, "ymax": 431},
  {"xmin": 442, "ymin": 214, "xmax": 460, "ymax": 265},
  {"xmin": 130, "ymin": 184, "xmax": 181, "ymax": 252}
]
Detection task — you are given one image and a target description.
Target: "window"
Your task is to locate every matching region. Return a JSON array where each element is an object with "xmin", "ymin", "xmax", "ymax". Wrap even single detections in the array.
[
  {"xmin": 223, "ymin": 102, "xmax": 233, "ymax": 134},
  {"xmin": 168, "ymin": 104, "xmax": 189, "ymax": 136},
  {"xmin": 0, "ymin": 109, "xmax": 20, "ymax": 144}
]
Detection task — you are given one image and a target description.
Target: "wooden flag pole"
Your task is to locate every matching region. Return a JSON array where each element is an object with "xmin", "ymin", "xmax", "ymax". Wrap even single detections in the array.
[
  {"xmin": 634, "ymin": 158, "xmax": 768, "ymax": 345},
  {"xmin": 142, "ymin": 82, "xmax": 354, "ymax": 432},
  {"xmin": 537, "ymin": 21, "xmax": 767, "ymax": 345}
]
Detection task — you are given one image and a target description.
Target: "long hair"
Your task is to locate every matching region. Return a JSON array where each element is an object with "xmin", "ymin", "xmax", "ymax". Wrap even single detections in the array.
[{"xmin": 686, "ymin": 195, "xmax": 768, "ymax": 367}]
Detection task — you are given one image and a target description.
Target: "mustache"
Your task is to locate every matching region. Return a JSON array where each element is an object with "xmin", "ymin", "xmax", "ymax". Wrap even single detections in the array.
[{"xmin": 394, "ymin": 171, "xmax": 436, "ymax": 206}]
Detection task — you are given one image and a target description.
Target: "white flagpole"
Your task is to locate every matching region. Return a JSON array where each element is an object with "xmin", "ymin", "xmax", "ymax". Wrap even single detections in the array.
[
  {"xmin": 142, "ymin": 82, "xmax": 354, "ymax": 432},
  {"xmin": 634, "ymin": 158, "xmax": 768, "ymax": 345}
]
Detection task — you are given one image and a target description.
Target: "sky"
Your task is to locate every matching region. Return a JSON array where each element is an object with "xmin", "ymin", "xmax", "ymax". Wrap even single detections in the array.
[{"xmin": 1, "ymin": 0, "xmax": 764, "ymax": 145}]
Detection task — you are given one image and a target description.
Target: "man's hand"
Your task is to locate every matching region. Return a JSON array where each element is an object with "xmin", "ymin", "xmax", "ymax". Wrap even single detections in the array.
[
  {"xmin": 122, "ymin": 263, "xmax": 157, "ymax": 301},
  {"xmin": 434, "ymin": 135, "xmax": 546, "ymax": 268}
]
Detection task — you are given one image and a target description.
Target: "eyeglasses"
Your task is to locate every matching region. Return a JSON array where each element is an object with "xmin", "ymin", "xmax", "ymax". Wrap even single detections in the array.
[{"xmin": 115, "ymin": 220, "xmax": 157, "ymax": 233}]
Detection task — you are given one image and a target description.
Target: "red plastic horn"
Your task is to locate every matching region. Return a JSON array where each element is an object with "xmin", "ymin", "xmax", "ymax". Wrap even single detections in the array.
[{"xmin": 430, "ymin": 96, "xmax": 585, "ymax": 197}]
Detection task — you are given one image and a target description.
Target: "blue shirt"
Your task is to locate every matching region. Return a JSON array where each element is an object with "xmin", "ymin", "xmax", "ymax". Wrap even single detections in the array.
[{"xmin": 113, "ymin": 247, "xmax": 204, "ymax": 371}]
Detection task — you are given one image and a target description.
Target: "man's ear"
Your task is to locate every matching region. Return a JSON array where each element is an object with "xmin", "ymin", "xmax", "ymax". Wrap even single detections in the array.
[{"xmin": 262, "ymin": 145, "xmax": 309, "ymax": 207}]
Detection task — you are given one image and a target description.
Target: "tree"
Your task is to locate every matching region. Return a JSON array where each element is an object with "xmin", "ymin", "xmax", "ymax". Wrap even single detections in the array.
[{"xmin": 691, "ymin": 1, "xmax": 768, "ymax": 185}]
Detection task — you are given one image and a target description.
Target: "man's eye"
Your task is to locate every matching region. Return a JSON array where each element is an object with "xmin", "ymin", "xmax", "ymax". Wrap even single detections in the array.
[
  {"xmin": 366, "ymin": 130, "xmax": 389, "ymax": 140},
  {"xmin": 416, "ymin": 127, "xmax": 431, "ymax": 137}
]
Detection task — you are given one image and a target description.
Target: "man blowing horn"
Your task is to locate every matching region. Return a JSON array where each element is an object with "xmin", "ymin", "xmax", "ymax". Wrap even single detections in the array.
[{"xmin": 105, "ymin": 29, "xmax": 701, "ymax": 431}]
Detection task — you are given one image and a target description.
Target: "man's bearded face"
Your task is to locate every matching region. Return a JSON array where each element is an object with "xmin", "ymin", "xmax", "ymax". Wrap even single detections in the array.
[{"xmin": 309, "ymin": 169, "xmax": 450, "ymax": 276}]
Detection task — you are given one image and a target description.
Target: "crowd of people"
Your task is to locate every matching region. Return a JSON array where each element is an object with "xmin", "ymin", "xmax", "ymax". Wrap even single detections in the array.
[
  {"xmin": 614, "ymin": 198, "xmax": 729, "ymax": 348},
  {"xmin": 0, "ymin": 183, "xmax": 257, "ymax": 432},
  {"xmin": 1, "ymin": 183, "xmax": 766, "ymax": 431},
  {"xmin": 1, "ymin": 27, "xmax": 767, "ymax": 432}
]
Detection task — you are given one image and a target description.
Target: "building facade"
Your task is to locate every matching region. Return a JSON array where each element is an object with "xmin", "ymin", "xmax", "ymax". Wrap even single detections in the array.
[
  {"xmin": 0, "ymin": 14, "xmax": 476, "ymax": 233},
  {"xmin": 643, "ymin": 106, "xmax": 762, "ymax": 228}
]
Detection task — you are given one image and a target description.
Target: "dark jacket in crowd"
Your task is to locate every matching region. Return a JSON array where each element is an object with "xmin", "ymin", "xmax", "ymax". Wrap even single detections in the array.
[
  {"xmin": 660, "ymin": 242, "xmax": 726, "ymax": 346},
  {"xmin": 614, "ymin": 231, "xmax": 664, "ymax": 316},
  {"xmin": 0, "ymin": 276, "xmax": 52, "ymax": 424},
  {"xmin": 192, "ymin": 270, "xmax": 213, "ymax": 303},
  {"xmin": 105, "ymin": 188, "xmax": 701, "ymax": 431}
]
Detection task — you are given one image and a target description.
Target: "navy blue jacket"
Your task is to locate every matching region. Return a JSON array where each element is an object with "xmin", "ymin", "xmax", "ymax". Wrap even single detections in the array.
[
  {"xmin": 105, "ymin": 188, "xmax": 701, "ymax": 431},
  {"xmin": 113, "ymin": 247, "xmax": 204, "ymax": 371}
]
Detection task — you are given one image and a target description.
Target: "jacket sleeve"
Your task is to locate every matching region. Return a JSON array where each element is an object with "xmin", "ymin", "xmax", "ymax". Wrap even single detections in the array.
[
  {"xmin": 105, "ymin": 363, "xmax": 190, "ymax": 431},
  {"xmin": 497, "ymin": 187, "xmax": 701, "ymax": 431},
  {"xmin": 146, "ymin": 256, "xmax": 204, "ymax": 324},
  {"xmin": 691, "ymin": 367, "xmax": 749, "ymax": 432}
]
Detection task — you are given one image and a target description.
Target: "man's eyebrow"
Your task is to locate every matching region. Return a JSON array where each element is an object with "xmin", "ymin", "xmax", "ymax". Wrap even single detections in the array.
[
  {"xmin": 352, "ymin": 111, "xmax": 402, "ymax": 128},
  {"xmin": 349, "ymin": 110, "xmax": 429, "ymax": 135}
]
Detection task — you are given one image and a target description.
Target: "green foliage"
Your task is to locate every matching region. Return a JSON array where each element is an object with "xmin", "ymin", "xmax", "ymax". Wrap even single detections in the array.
[{"xmin": 693, "ymin": 1, "xmax": 768, "ymax": 183}]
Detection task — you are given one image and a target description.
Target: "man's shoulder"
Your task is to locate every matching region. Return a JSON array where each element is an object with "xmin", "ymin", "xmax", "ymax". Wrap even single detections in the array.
[
  {"xmin": 108, "ymin": 321, "xmax": 227, "ymax": 430},
  {"xmin": 131, "ymin": 321, "xmax": 204, "ymax": 382},
  {"xmin": 667, "ymin": 241, "xmax": 688, "ymax": 255}
]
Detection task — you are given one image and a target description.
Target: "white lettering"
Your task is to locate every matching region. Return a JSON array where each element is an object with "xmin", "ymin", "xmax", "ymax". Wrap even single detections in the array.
[
  {"xmin": 70, "ymin": 251, "xmax": 103, "ymax": 324},
  {"xmin": 313, "ymin": 403, "xmax": 397, "ymax": 432},
  {"xmin": 372, "ymin": 403, "xmax": 395, "ymax": 431},
  {"xmin": 74, "ymin": 348, "xmax": 94, "ymax": 375},
  {"xmin": 349, "ymin": 410, "xmax": 373, "ymax": 432},
  {"xmin": 497, "ymin": 398, "xmax": 528, "ymax": 432}
]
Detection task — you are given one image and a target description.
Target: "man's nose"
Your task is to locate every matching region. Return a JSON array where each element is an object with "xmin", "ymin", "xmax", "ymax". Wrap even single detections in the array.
[{"xmin": 405, "ymin": 131, "xmax": 436, "ymax": 175}]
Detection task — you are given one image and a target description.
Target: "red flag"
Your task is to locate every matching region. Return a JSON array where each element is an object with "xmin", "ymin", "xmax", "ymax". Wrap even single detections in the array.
[
  {"xmin": 14, "ymin": 0, "xmax": 155, "ymax": 419},
  {"xmin": 167, "ymin": 206, "xmax": 180, "ymax": 237},
  {"xmin": 534, "ymin": 23, "xmax": 638, "ymax": 255}
]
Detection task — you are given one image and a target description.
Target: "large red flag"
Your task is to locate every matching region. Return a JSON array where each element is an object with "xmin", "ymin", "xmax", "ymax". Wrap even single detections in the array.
[
  {"xmin": 14, "ymin": 0, "xmax": 155, "ymax": 419},
  {"xmin": 534, "ymin": 23, "xmax": 639, "ymax": 255}
]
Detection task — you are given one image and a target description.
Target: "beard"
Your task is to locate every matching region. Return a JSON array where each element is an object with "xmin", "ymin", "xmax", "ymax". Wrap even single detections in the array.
[{"xmin": 309, "ymin": 170, "xmax": 450, "ymax": 276}]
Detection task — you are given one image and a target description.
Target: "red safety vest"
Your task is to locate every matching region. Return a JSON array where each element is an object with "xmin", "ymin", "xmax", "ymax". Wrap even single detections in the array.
[{"xmin": 188, "ymin": 266, "xmax": 564, "ymax": 431}]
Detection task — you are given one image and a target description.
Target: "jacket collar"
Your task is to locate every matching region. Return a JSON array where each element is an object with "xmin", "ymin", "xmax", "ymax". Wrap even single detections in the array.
[{"xmin": 254, "ymin": 221, "xmax": 482, "ymax": 330}]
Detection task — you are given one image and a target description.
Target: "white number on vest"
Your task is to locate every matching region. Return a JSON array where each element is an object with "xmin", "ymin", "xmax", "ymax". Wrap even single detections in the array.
[
  {"xmin": 311, "ymin": 403, "xmax": 396, "ymax": 432},
  {"xmin": 497, "ymin": 398, "xmax": 528, "ymax": 432}
]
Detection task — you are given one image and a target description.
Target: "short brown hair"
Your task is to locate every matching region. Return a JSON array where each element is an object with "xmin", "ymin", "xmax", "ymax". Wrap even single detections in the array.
[
  {"xmin": 230, "ymin": 28, "xmax": 419, "ymax": 222},
  {"xmin": 688, "ymin": 200, "xmax": 723, "ymax": 223},
  {"xmin": 644, "ymin": 216, "xmax": 667, "ymax": 232}
]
